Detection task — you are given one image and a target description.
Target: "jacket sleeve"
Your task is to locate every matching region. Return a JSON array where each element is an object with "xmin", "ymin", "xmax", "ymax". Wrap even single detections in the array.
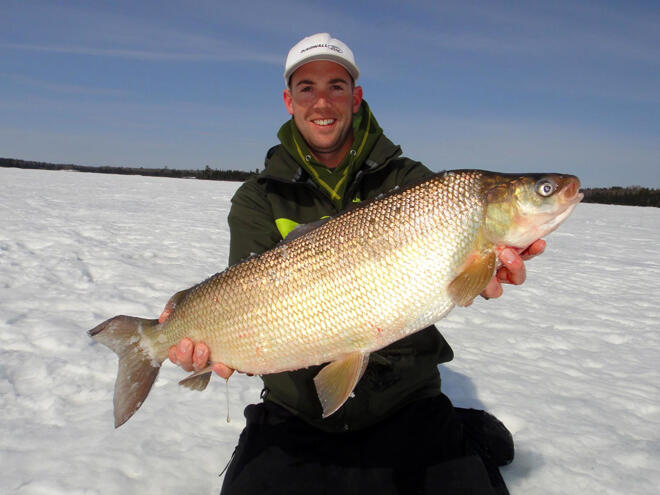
[{"xmin": 227, "ymin": 178, "xmax": 281, "ymax": 267}]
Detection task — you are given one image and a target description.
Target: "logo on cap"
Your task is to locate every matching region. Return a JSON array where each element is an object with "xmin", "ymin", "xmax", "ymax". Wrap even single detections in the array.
[{"xmin": 300, "ymin": 43, "xmax": 344, "ymax": 54}]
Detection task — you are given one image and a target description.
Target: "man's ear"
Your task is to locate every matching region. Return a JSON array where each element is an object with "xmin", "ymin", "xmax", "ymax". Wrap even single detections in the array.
[
  {"xmin": 352, "ymin": 85, "xmax": 363, "ymax": 113},
  {"xmin": 283, "ymin": 89, "xmax": 294, "ymax": 115}
]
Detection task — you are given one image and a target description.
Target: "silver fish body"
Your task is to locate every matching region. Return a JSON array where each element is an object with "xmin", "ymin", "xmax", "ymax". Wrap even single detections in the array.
[{"xmin": 89, "ymin": 170, "xmax": 582, "ymax": 427}]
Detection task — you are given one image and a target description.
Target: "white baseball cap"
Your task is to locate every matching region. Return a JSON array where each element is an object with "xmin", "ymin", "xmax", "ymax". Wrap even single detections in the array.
[{"xmin": 284, "ymin": 33, "xmax": 360, "ymax": 87}]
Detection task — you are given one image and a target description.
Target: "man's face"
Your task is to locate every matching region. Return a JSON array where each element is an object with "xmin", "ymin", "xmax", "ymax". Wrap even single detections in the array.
[{"xmin": 283, "ymin": 60, "xmax": 363, "ymax": 167}]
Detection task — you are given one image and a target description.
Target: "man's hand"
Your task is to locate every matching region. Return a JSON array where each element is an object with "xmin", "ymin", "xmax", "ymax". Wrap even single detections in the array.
[
  {"xmin": 480, "ymin": 239, "xmax": 546, "ymax": 300},
  {"xmin": 168, "ymin": 339, "xmax": 235, "ymax": 379}
]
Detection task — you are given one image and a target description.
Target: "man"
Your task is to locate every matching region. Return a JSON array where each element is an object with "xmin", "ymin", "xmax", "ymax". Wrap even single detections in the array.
[{"xmin": 170, "ymin": 33, "xmax": 545, "ymax": 494}]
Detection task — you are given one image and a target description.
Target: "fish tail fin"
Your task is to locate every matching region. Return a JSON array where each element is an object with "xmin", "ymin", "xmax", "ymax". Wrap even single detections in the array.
[{"xmin": 88, "ymin": 315, "xmax": 163, "ymax": 428}]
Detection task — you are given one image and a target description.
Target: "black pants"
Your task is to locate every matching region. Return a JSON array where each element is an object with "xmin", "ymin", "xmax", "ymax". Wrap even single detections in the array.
[{"xmin": 220, "ymin": 394, "xmax": 511, "ymax": 495}]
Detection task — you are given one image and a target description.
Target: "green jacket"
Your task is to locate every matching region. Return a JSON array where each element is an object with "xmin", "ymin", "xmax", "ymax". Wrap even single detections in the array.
[{"xmin": 226, "ymin": 101, "xmax": 454, "ymax": 432}]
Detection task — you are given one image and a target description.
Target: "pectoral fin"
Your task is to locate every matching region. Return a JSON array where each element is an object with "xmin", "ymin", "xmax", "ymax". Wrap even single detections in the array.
[
  {"xmin": 448, "ymin": 251, "xmax": 497, "ymax": 307},
  {"xmin": 179, "ymin": 366, "xmax": 213, "ymax": 391},
  {"xmin": 313, "ymin": 352, "xmax": 369, "ymax": 418}
]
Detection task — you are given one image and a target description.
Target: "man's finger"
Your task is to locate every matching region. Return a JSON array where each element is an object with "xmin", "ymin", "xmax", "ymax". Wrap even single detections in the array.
[
  {"xmin": 481, "ymin": 275, "xmax": 503, "ymax": 299},
  {"xmin": 498, "ymin": 248, "xmax": 526, "ymax": 285},
  {"xmin": 212, "ymin": 363, "xmax": 235, "ymax": 380},
  {"xmin": 521, "ymin": 239, "xmax": 546, "ymax": 261},
  {"xmin": 193, "ymin": 343, "xmax": 210, "ymax": 371},
  {"xmin": 174, "ymin": 338, "xmax": 194, "ymax": 372},
  {"xmin": 168, "ymin": 346, "xmax": 178, "ymax": 365}
]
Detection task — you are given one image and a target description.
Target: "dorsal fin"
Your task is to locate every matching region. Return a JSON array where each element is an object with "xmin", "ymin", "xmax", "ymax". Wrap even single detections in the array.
[{"xmin": 283, "ymin": 217, "xmax": 331, "ymax": 242}]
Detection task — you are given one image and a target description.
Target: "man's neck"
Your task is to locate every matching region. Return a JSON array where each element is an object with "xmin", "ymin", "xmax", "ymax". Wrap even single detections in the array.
[{"xmin": 311, "ymin": 134, "xmax": 354, "ymax": 169}]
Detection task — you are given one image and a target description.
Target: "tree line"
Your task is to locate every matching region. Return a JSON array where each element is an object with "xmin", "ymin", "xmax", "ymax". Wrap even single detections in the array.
[
  {"xmin": 0, "ymin": 157, "xmax": 256, "ymax": 182},
  {"xmin": 581, "ymin": 186, "xmax": 659, "ymax": 208},
  {"xmin": 2, "ymin": 157, "xmax": 658, "ymax": 207}
]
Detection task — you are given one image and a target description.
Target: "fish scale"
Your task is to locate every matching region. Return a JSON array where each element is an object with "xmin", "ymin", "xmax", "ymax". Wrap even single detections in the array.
[{"xmin": 89, "ymin": 169, "xmax": 582, "ymax": 427}]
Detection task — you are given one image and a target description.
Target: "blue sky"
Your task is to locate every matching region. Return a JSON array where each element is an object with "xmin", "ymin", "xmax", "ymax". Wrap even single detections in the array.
[{"xmin": 2, "ymin": 0, "xmax": 658, "ymax": 188}]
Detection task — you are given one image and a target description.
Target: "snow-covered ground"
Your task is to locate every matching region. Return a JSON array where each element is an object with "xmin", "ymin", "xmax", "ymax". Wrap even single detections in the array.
[{"xmin": 1, "ymin": 167, "xmax": 658, "ymax": 494}]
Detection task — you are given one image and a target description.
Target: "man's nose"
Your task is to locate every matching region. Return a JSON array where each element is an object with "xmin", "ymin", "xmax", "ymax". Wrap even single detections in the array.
[{"xmin": 312, "ymin": 91, "xmax": 330, "ymax": 108}]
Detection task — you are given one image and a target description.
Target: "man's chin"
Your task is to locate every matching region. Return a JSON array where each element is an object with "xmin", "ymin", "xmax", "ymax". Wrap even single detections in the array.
[{"xmin": 307, "ymin": 138, "xmax": 342, "ymax": 153}]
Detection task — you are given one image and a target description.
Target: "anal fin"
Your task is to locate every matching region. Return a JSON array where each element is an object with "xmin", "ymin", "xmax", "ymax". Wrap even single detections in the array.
[
  {"xmin": 313, "ymin": 352, "xmax": 369, "ymax": 418},
  {"xmin": 179, "ymin": 366, "xmax": 213, "ymax": 391},
  {"xmin": 448, "ymin": 251, "xmax": 497, "ymax": 307}
]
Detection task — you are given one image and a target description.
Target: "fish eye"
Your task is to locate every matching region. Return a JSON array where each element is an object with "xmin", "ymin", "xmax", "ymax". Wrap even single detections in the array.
[{"xmin": 536, "ymin": 179, "xmax": 557, "ymax": 197}]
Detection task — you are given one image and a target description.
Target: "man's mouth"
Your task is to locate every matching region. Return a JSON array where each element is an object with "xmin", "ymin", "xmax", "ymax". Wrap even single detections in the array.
[{"xmin": 312, "ymin": 118, "xmax": 336, "ymax": 126}]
